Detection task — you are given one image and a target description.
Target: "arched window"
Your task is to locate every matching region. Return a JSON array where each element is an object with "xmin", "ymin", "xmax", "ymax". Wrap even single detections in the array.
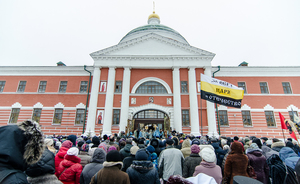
[
  {"xmin": 134, "ymin": 109, "xmax": 167, "ymax": 119},
  {"xmin": 135, "ymin": 81, "xmax": 167, "ymax": 94}
]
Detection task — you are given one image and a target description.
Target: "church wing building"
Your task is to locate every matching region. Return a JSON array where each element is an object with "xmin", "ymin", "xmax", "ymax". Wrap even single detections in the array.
[{"xmin": 0, "ymin": 12, "xmax": 299, "ymax": 138}]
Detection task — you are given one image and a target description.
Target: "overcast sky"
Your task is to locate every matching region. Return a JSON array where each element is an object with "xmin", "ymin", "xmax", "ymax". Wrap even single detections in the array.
[{"xmin": 0, "ymin": 0, "xmax": 299, "ymax": 67}]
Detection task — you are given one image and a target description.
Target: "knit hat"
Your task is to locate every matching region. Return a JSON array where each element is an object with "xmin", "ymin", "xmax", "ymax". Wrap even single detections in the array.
[
  {"xmin": 135, "ymin": 149, "xmax": 149, "ymax": 160},
  {"xmin": 249, "ymin": 143, "xmax": 259, "ymax": 150},
  {"xmin": 191, "ymin": 144, "xmax": 200, "ymax": 154},
  {"xmin": 67, "ymin": 147, "xmax": 79, "ymax": 156},
  {"xmin": 106, "ymin": 150, "xmax": 122, "ymax": 162},
  {"xmin": 261, "ymin": 137, "xmax": 268, "ymax": 141},
  {"xmin": 192, "ymin": 139, "xmax": 200, "ymax": 145},
  {"xmin": 44, "ymin": 138, "xmax": 53, "ymax": 147},
  {"xmin": 108, "ymin": 146, "xmax": 117, "ymax": 152},
  {"xmin": 146, "ymin": 145, "xmax": 155, "ymax": 153},
  {"xmin": 130, "ymin": 146, "xmax": 139, "ymax": 155},
  {"xmin": 61, "ymin": 140, "xmax": 73, "ymax": 149},
  {"xmin": 166, "ymin": 138, "xmax": 174, "ymax": 145},
  {"xmin": 200, "ymin": 148, "xmax": 216, "ymax": 163},
  {"xmin": 67, "ymin": 134, "xmax": 77, "ymax": 147},
  {"xmin": 98, "ymin": 142, "xmax": 107, "ymax": 153},
  {"xmin": 77, "ymin": 140, "xmax": 84, "ymax": 148},
  {"xmin": 92, "ymin": 136, "xmax": 100, "ymax": 147}
]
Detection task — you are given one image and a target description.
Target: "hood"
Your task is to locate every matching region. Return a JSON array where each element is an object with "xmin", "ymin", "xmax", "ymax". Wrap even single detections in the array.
[
  {"xmin": 103, "ymin": 161, "xmax": 123, "ymax": 168},
  {"xmin": 200, "ymin": 161, "xmax": 216, "ymax": 168},
  {"xmin": 271, "ymin": 141, "xmax": 285, "ymax": 148},
  {"xmin": 131, "ymin": 160, "xmax": 154, "ymax": 173},
  {"xmin": 0, "ymin": 120, "xmax": 44, "ymax": 171},
  {"xmin": 211, "ymin": 142, "xmax": 220, "ymax": 149},
  {"xmin": 62, "ymin": 155, "xmax": 81, "ymax": 167},
  {"xmin": 279, "ymin": 147, "xmax": 298, "ymax": 162},
  {"xmin": 247, "ymin": 150, "xmax": 263, "ymax": 157},
  {"xmin": 123, "ymin": 144, "xmax": 132, "ymax": 153},
  {"xmin": 230, "ymin": 142, "xmax": 244, "ymax": 154},
  {"xmin": 266, "ymin": 154, "xmax": 282, "ymax": 166},
  {"xmin": 91, "ymin": 148, "xmax": 106, "ymax": 163},
  {"xmin": 182, "ymin": 139, "xmax": 191, "ymax": 148},
  {"xmin": 246, "ymin": 148, "xmax": 262, "ymax": 155},
  {"xmin": 67, "ymin": 135, "xmax": 77, "ymax": 147},
  {"xmin": 150, "ymin": 138, "xmax": 159, "ymax": 148},
  {"xmin": 57, "ymin": 147, "xmax": 69, "ymax": 159}
]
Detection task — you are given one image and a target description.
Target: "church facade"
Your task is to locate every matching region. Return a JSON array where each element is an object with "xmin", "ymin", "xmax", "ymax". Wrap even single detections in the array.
[{"xmin": 0, "ymin": 12, "xmax": 299, "ymax": 138}]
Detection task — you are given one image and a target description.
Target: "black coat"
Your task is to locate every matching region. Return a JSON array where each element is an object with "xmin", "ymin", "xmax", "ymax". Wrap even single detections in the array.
[
  {"xmin": 126, "ymin": 160, "xmax": 160, "ymax": 184},
  {"xmin": 120, "ymin": 144, "xmax": 132, "ymax": 160},
  {"xmin": 150, "ymin": 138, "xmax": 161, "ymax": 157},
  {"xmin": 182, "ymin": 153, "xmax": 202, "ymax": 178},
  {"xmin": 211, "ymin": 142, "xmax": 228, "ymax": 167},
  {"xmin": 122, "ymin": 155, "xmax": 136, "ymax": 172}
]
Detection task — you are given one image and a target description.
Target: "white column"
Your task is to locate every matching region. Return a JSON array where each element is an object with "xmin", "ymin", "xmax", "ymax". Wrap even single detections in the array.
[
  {"xmin": 102, "ymin": 67, "xmax": 116, "ymax": 135},
  {"xmin": 188, "ymin": 67, "xmax": 200, "ymax": 136},
  {"xmin": 119, "ymin": 67, "xmax": 131, "ymax": 132},
  {"xmin": 204, "ymin": 66, "xmax": 218, "ymax": 137},
  {"xmin": 172, "ymin": 67, "xmax": 182, "ymax": 133},
  {"xmin": 85, "ymin": 67, "xmax": 101, "ymax": 136}
]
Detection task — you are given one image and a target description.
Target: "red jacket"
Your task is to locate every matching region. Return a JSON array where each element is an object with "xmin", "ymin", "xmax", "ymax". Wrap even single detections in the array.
[
  {"xmin": 55, "ymin": 147, "xmax": 69, "ymax": 175},
  {"xmin": 56, "ymin": 154, "xmax": 82, "ymax": 184}
]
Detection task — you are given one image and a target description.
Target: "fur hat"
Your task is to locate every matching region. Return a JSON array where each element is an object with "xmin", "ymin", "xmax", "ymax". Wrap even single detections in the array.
[
  {"xmin": 135, "ymin": 149, "xmax": 149, "ymax": 160},
  {"xmin": 61, "ymin": 140, "xmax": 73, "ymax": 149},
  {"xmin": 106, "ymin": 150, "xmax": 122, "ymax": 162},
  {"xmin": 200, "ymin": 148, "xmax": 216, "ymax": 163},
  {"xmin": 191, "ymin": 144, "xmax": 200, "ymax": 154},
  {"xmin": 44, "ymin": 138, "xmax": 53, "ymax": 147},
  {"xmin": 108, "ymin": 146, "xmax": 117, "ymax": 152},
  {"xmin": 130, "ymin": 146, "xmax": 139, "ymax": 155},
  {"xmin": 67, "ymin": 147, "xmax": 79, "ymax": 156}
]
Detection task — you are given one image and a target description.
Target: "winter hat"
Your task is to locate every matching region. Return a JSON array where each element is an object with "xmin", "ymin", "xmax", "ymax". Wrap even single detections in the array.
[
  {"xmin": 106, "ymin": 150, "xmax": 122, "ymax": 162},
  {"xmin": 191, "ymin": 144, "xmax": 200, "ymax": 154},
  {"xmin": 56, "ymin": 141, "xmax": 62, "ymax": 148},
  {"xmin": 180, "ymin": 139, "xmax": 184, "ymax": 144},
  {"xmin": 151, "ymin": 152, "xmax": 158, "ymax": 160},
  {"xmin": 130, "ymin": 146, "xmax": 139, "ymax": 155},
  {"xmin": 266, "ymin": 140, "xmax": 272, "ymax": 145},
  {"xmin": 166, "ymin": 138, "xmax": 174, "ymax": 145},
  {"xmin": 61, "ymin": 140, "xmax": 73, "ymax": 149},
  {"xmin": 200, "ymin": 148, "xmax": 216, "ymax": 163},
  {"xmin": 67, "ymin": 147, "xmax": 79, "ymax": 156},
  {"xmin": 249, "ymin": 143, "xmax": 259, "ymax": 150},
  {"xmin": 108, "ymin": 146, "xmax": 117, "ymax": 152},
  {"xmin": 135, "ymin": 149, "xmax": 149, "ymax": 160},
  {"xmin": 252, "ymin": 138, "xmax": 262, "ymax": 149},
  {"xmin": 199, "ymin": 139, "xmax": 207, "ymax": 145},
  {"xmin": 77, "ymin": 140, "xmax": 84, "ymax": 148},
  {"xmin": 261, "ymin": 137, "xmax": 268, "ymax": 141},
  {"xmin": 44, "ymin": 138, "xmax": 53, "ymax": 147},
  {"xmin": 98, "ymin": 142, "xmax": 107, "ymax": 153},
  {"xmin": 272, "ymin": 138, "xmax": 280, "ymax": 143},
  {"xmin": 67, "ymin": 134, "xmax": 77, "ymax": 147},
  {"xmin": 286, "ymin": 141, "xmax": 294, "ymax": 149},
  {"xmin": 146, "ymin": 145, "xmax": 155, "ymax": 153},
  {"xmin": 81, "ymin": 143, "xmax": 89, "ymax": 152},
  {"xmin": 223, "ymin": 145, "xmax": 230, "ymax": 151},
  {"xmin": 192, "ymin": 139, "xmax": 200, "ymax": 145},
  {"xmin": 92, "ymin": 136, "xmax": 100, "ymax": 147}
]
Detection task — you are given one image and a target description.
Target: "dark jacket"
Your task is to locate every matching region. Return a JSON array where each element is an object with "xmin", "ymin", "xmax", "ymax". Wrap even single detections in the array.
[
  {"xmin": 246, "ymin": 149, "xmax": 269, "ymax": 184},
  {"xmin": 122, "ymin": 155, "xmax": 136, "ymax": 172},
  {"xmin": 182, "ymin": 153, "xmax": 202, "ymax": 178},
  {"xmin": 150, "ymin": 138, "xmax": 161, "ymax": 156},
  {"xmin": 0, "ymin": 121, "xmax": 44, "ymax": 184},
  {"xmin": 211, "ymin": 142, "xmax": 228, "ymax": 167},
  {"xmin": 271, "ymin": 141, "xmax": 285, "ymax": 152},
  {"xmin": 126, "ymin": 160, "xmax": 160, "ymax": 184},
  {"xmin": 80, "ymin": 148, "xmax": 106, "ymax": 184},
  {"xmin": 120, "ymin": 144, "xmax": 133, "ymax": 160}
]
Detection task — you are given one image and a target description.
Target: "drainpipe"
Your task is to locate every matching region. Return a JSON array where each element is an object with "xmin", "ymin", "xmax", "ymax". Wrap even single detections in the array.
[
  {"xmin": 83, "ymin": 65, "xmax": 92, "ymax": 134},
  {"xmin": 212, "ymin": 66, "xmax": 221, "ymax": 135}
]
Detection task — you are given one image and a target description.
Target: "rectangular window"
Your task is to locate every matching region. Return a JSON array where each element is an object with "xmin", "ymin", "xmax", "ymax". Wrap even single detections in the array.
[
  {"xmin": 9, "ymin": 108, "xmax": 20, "ymax": 124},
  {"xmin": 265, "ymin": 111, "xmax": 276, "ymax": 127},
  {"xmin": 219, "ymin": 110, "xmax": 229, "ymax": 126},
  {"xmin": 238, "ymin": 82, "xmax": 247, "ymax": 94},
  {"xmin": 53, "ymin": 109, "xmax": 63, "ymax": 125},
  {"xmin": 259, "ymin": 82, "xmax": 269, "ymax": 94},
  {"xmin": 32, "ymin": 108, "xmax": 42, "ymax": 123},
  {"xmin": 113, "ymin": 109, "xmax": 120, "ymax": 125},
  {"xmin": 75, "ymin": 109, "xmax": 85, "ymax": 125},
  {"xmin": 38, "ymin": 81, "xmax": 47, "ymax": 93},
  {"xmin": 182, "ymin": 110, "xmax": 190, "ymax": 126},
  {"xmin": 289, "ymin": 111, "xmax": 298, "ymax": 121},
  {"xmin": 282, "ymin": 82, "xmax": 292, "ymax": 94},
  {"xmin": 17, "ymin": 81, "xmax": 27, "ymax": 92},
  {"xmin": 59, "ymin": 81, "xmax": 67, "ymax": 93},
  {"xmin": 0, "ymin": 81, "xmax": 6, "ymax": 92},
  {"xmin": 181, "ymin": 81, "xmax": 188, "ymax": 93},
  {"xmin": 79, "ymin": 81, "xmax": 88, "ymax": 93},
  {"xmin": 115, "ymin": 81, "xmax": 122, "ymax": 93},
  {"xmin": 242, "ymin": 111, "xmax": 252, "ymax": 126}
]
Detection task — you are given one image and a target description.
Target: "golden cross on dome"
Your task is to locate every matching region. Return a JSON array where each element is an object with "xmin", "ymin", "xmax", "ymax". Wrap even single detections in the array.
[{"xmin": 153, "ymin": 1, "xmax": 155, "ymax": 13}]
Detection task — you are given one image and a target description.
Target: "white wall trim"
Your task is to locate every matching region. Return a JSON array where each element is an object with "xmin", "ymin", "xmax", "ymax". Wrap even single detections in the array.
[
  {"xmin": 76, "ymin": 103, "xmax": 86, "ymax": 109},
  {"xmin": 264, "ymin": 104, "xmax": 274, "ymax": 110},
  {"xmin": 131, "ymin": 77, "xmax": 172, "ymax": 94},
  {"xmin": 12, "ymin": 102, "xmax": 22, "ymax": 108},
  {"xmin": 33, "ymin": 102, "xmax": 43, "ymax": 108},
  {"xmin": 54, "ymin": 102, "xmax": 65, "ymax": 109}
]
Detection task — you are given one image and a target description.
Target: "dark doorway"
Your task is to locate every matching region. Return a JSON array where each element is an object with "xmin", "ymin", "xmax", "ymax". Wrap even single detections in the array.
[{"xmin": 133, "ymin": 109, "xmax": 168, "ymax": 131}]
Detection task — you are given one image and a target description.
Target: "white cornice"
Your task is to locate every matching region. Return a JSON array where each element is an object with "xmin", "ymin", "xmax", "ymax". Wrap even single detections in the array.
[{"xmin": 90, "ymin": 33, "xmax": 215, "ymax": 57}]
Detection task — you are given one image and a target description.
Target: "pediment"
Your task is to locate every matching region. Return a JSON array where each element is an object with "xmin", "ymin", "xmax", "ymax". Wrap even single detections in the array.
[{"xmin": 90, "ymin": 33, "xmax": 215, "ymax": 58}]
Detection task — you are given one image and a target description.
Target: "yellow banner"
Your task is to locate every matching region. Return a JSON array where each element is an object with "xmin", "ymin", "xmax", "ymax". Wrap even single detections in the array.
[{"xmin": 201, "ymin": 81, "xmax": 244, "ymax": 100}]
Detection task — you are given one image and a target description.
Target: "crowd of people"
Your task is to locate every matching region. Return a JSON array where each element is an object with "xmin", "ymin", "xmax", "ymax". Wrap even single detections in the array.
[{"xmin": 1, "ymin": 120, "xmax": 300, "ymax": 184}]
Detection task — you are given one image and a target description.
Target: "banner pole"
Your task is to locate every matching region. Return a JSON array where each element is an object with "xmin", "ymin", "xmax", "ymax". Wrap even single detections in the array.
[
  {"xmin": 200, "ymin": 95, "xmax": 203, "ymax": 136},
  {"xmin": 281, "ymin": 128, "xmax": 286, "ymax": 143}
]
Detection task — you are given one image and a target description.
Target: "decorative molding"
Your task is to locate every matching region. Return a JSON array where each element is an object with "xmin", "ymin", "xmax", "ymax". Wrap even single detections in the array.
[
  {"xmin": 76, "ymin": 103, "xmax": 85, "ymax": 109},
  {"xmin": 131, "ymin": 98, "xmax": 136, "ymax": 104},
  {"xmin": 12, "ymin": 102, "xmax": 22, "ymax": 108},
  {"xmin": 218, "ymin": 105, "xmax": 228, "ymax": 110},
  {"xmin": 287, "ymin": 105, "xmax": 298, "ymax": 111},
  {"xmin": 131, "ymin": 77, "xmax": 172, "ymax": 94},
  {"xmin": 263, "ymin": 104, "xmax": 274, "ymax": 110},
  {"xmin": 33, "ymin": 102, "xmax": 43, "ymax": 108},
  {"xmin": 241, "ymin": 104, "xmax": 251, "ymax": 110},
  {"xmin": 54, "ymin": 102, "xmax": 65, "ymax": 109},
  {"xmin": 129, "ymin": 103, "xmax": 172, "ymax": 116}
]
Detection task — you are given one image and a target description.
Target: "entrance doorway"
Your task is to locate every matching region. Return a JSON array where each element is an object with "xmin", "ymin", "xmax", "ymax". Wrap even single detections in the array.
[{"xmin": 133, "ymin": 109, "xmax": 168, "ymax": 131}]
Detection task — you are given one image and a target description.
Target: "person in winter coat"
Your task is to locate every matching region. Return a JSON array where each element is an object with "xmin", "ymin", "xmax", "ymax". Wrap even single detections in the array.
[
  {"xmin": 243, "ymin": 138, "xmax": 250, "ymax": 151},
  {"xmin": 279, "ymin": 146, "xmax": 300, "ymax": 170},
  {"xmin": 79, "ymin": 148, "xmax": 106, "ymax": 184},
  {"xmin": 271, "ymin": 139, "xmax": 285, "ymax": 152},
  {"xmin": 44, "ymin": 138, "xmax": 57, "ymax": 155},
  {"xmin": 67, "ymin": 134, "xmax": 77, "ymax": 147},
  {"xmin": 266, "ymin": 154, "xmax": 298, "ymax": 184},
  {"xmin": 26, "ymin": 147, "xmax": 62, "ymax": 184},
  {"xmin": 126, "ymin": 149, "xmax": 160, "ymax": 184},
  {"xmin": 193, "ymin": 147, "xmax": 222, "ymax": 184},
  {"xmin": 150, "ymin": 138, "xmax": 161, "ymax": 156},
  {"xmin": 246, "ymin": 143, "xmax": 269, "ymax": 184},
  {"xmin": 181, "ymin": 139, "xmax": 191, "ymax": 158},
  {"xmin": 107, "ymin": 136, "xmax": 120, "ymax": 151},
  {"xmin": 211, "ymin": 138, "xmax": 228, "ymax": 167},
  {"xmin": 0, "ymin": 120, "xmax": 45, "ymax": 184},
  {"xmin": 183, "ymin": 144, "xmax": 202, "ymax": 178},
  {"xmin": 120, "ymin": 139, "xmax": 133, "ymax": 160},
  {"xmin": 90, "ymin": 150, "xmax": 130, "ymax": 184},
  {"xmin": 223, "ymin": 142, "xmax": 248, "ymax": 184},
  {"xmin": 77, "ymin": 140, "xmax": 91, "ymax": 168},
  {"xmin": 122, "ymin": 146, "xmax": 139, "ymax": 172},
  {"xmin": 261, "ymin": 144, "xmax": 279, "ymax": 159},
  {"xmin": 54, "ymin": 140, "xmax": 73, "ymax": 175},
  {"xmin": 56, "ymin": 147, "xmax": 83, "ymax": 184}
]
